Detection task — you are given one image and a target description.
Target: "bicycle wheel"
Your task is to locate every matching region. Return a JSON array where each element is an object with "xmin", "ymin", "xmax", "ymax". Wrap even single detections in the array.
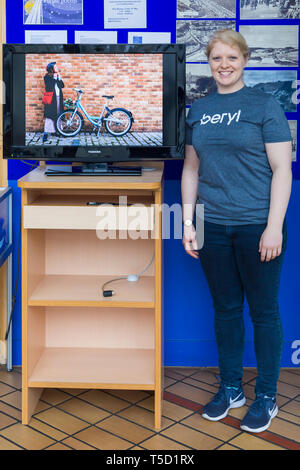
[
  {"xmin": 56, "ymin": 110, "xmax": 83, "ymax": 137},
  {"xmin": 104, "ymin": 108, "xmax": 133, "ymax": 137}
]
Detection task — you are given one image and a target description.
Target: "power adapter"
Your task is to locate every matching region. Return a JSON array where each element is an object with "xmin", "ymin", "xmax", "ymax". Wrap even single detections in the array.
[{"xmin": 102, "ymin": 274, "xmax": 139, "ymax": 297}]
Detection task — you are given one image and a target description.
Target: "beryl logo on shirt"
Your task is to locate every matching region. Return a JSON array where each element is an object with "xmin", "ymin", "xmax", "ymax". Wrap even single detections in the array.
[{"xmin": 200, "ymin": 110, "xmax": 241, "ymax": 126}]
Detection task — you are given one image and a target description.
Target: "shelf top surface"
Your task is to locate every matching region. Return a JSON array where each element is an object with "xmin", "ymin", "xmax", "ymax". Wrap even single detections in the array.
[{"xmin": 18, "ymin": 164, "xmax": 164, "ymax": 190}]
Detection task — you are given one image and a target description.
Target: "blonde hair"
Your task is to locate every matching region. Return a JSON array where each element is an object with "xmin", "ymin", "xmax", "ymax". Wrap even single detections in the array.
[{"xmin": 206, "ymin": 30, "xmax": 250, "ymax": 59}]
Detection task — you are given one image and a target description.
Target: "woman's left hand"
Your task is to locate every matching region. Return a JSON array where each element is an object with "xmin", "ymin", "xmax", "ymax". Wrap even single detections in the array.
[{"xmin": 259, "ymin": 225, "xmax": 282, "ymax": 262}]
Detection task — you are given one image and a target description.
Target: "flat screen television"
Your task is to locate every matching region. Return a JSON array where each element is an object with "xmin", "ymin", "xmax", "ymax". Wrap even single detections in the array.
[{"xmin": 2, "ymin": 43, "xmax": 186, "ymax": 173}]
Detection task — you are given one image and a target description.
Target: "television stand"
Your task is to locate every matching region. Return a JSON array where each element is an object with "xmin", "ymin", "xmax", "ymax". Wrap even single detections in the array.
[
  {"xmin": 18, "ymin": 163, "xmax": 164, "ymax": 429},
  {"xmin": 45, "ymin": 163, "xmax": 142, "ymax": 176}
]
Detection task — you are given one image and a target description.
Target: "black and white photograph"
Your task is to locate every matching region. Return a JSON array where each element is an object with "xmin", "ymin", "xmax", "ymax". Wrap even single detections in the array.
[
  {"xmin": 186, "ymin": 65, "xmax": 297, "ymax": 111},
  {"xmin": 177, "ymin": 0, "xmax": 236, "ymax": 18},
  {"xmin": 186, "ymin": 64, "xmax": 217, "ymax": 104},
  {"xmin": 240, "ymin": 0, "xmax": 300, "ymax": 20},
  {"xmin": 177, "ymin": 20, "xmax": 235, "ymax": 62},
  {"xmin": 288, "ymin": 120, "xmax": 297, "ymax": 161},
  {"xmin": 240, "ymin": 25, "xmax": 298, "ymax": 67},
  {"xmin": 243, "ymin": 69, "xmax": 297, "ymax": 112}
]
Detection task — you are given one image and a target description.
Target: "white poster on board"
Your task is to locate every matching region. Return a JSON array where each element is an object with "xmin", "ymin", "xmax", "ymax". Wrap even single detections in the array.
[
  {"xmin": 25, "ymin": 30, "xmax": 68, "ymax": 43},
  {"xmin": 128, "ymin": 32, "xmax": 171, "ymax": 44},
  {"xmin": 104, "ymin": 0, "xmax": 147, "ymax": 29},
  {"xmin": 75, "ymin": 31, "xmax": 118, "ymax": 43}
]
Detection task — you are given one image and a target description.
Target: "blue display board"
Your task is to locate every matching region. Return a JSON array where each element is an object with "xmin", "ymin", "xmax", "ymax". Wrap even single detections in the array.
[
  {"xmin": 5, "ymin": 0, "xmax": 300, "ymax": 367},
  {"xmin": 0, "ymin": 187, "xmax": 12, "ymax": 267}
]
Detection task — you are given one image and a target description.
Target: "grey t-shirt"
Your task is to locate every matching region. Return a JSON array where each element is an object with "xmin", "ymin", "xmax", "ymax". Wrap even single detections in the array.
[{"xmin": 186, "ymin": 86, "xmax": 292, "ymax": 225}]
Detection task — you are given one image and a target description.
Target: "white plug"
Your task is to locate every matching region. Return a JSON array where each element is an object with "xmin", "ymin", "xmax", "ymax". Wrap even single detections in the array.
[{"xmin": 127, "ymin": 274, "xmax": 139, "ymax": 282}]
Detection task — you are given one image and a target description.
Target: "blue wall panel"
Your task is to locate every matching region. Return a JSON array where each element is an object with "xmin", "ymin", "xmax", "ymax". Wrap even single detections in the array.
[{"xmin": 5, "ymin": 0, "xmax": 300, "ymax": 368}]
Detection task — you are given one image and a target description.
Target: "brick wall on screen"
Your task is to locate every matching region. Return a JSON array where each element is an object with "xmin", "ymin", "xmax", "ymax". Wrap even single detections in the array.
[{"xmin": 25, "ymin": 54, "xmax": 163, "ymax": 132}]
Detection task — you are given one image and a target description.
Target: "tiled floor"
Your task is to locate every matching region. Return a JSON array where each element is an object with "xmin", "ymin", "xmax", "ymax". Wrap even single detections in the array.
[{"xmin": 0, "ymin": 366, "xmax": 299, "ymax": 450}]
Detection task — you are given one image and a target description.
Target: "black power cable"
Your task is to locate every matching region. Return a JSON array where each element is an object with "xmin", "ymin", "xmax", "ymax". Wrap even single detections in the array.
[{"xmin": 5, "ymin": 214, "xmax": 21, "ymax": 341}]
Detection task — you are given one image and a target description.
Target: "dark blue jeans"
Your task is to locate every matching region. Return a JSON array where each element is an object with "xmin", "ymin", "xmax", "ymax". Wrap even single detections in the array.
[{"xmin": 198, "ymin": 220, "xmax": 287, "ymax": 397}]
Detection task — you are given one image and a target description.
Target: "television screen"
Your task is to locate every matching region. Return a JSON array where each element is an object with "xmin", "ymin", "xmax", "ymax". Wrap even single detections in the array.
[{"xmin": 3, "ymin": 44, "xmax": 186, "ymax": 163}]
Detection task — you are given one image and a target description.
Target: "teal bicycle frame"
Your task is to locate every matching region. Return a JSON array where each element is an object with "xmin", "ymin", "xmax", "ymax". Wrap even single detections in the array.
[{"xmin": 73, "ymin": 92, "xmax": 111, "ymax": 133}]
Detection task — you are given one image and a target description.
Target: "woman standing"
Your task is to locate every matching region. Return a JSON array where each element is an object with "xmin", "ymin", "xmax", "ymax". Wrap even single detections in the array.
[
  {"xmin": 43, "ymin": 62, "xmax": 64, "ymax": 142},
  {"xmin": 182, "ymin": 30, "xmax": 292, "ymax": 433}
]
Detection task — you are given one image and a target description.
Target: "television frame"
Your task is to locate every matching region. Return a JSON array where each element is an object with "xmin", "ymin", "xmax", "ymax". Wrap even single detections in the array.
[{"xmin": 3, "ymin": 43, "xmax": 186, "ymax": 164}]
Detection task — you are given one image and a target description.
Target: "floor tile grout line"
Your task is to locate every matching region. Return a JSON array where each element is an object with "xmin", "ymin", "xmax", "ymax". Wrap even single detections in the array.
[
  {"xmin": 135, "ymin": 420, "xmax": 196, "ymax": 451},
  {"xmin": 35, "ymin": 400, "xmax": 161, "ymax": 437},
  {"xmin": 33, "ymin": 401, "xmax": 162, "ymax": 449},
  {"xmin": 188, "ymin": 374, "xmax": 255, "ymax": 387},
  {"xmin": 24, "ymin": 420, "xmax": 68, "ymax": 445},
  {"xmin": 94, "ymin": 407, "xmax": 198, "ymax": 449},
  {"xmin": 0, "ymin": 431, "xmax": 26, "ymax": 450},
  {"xmin": 60, "ymin": 432, "xmax": 123, "ymax": 451},
  {"xmin": 164, "ymin": 378, "xmax": 216, "ymax": 397},
  {"xmin": 229, "ymin": 379, "xmax": 300, "ymax": 402},
  {"xmin": 38, "ymin": 389, "xmax": 189, "ymax": 436},
  {"xmin": 134, "ymin": 399, "xmax": 235, "ymax": 449},
  {"xmin": 0, "ymin": 419, "xmax": 20, "ymax": 433},
  {"xmin": 61, "ymin": 414, "xmax": 145, "ymax": 450},
  {"xmin": 0, "ymin": 397, "xmax": 23, "ymax": 414},
  {"xmin": 167, "ymin": 367, "xmax": 258, "ymax": 387},
  {"xmin": 214, "ymin": 439, "xmax": 243, "ymax": 451},
  {"xmin": 176, "ymin": 377, "xmax": 300, "ymax": 408},
  {"xmin": 166, "ymin": 381, "xmax": 300, "ymax": 414},
  {"xmin": 32, "ymin": 415, "xmax": 100, "ymax": 449},
  {"xmin": 0, "ymin": 381, "xmax": 20, "ymax": 392},
  {"xmin": 59, "ymin": 435, "xmax": 99, "ymax": 450},
  {"xmin": 162, "ymin": 394, "xmax": 246, "ymax": 442},
  {"xmin": 54, "ymin": 387, "xmax": 155, "ymax": 414},
  {"xmin": 225, "ymin": 430, "xmax": 288, "ymax": 451},
  {"xmin": 278, "ymin": 378, "xmax": 300, "ymax": 388},
  {"xmin": 0, "ymin": 368, "xmax": 299, "ymax": 450},
  {"xmin": 0, "ymin": 408, "xmax": 20, "ymax": 422},
  {"xmin": 168, "ymin": 368, "xmax": 300, "ymax": 395},
  {"xmin": 247, "ymin": 377, "xmax": 300, "ymax": 390},
  {"xmin": 0, "ymin": 389, "xmax": 22, "ymax": 401},
  {"xmin": 278, "ymin": 393, "xmax": 300, "ymax": 409},
  {"xmin": 43, "ymin": 440, "xmax": 75, "ymax": 450},
  {"xmin": 277, "ymin": 411, "xmax": 300, "ymax": 422},
  {"xmin": 277, "ymin": 400, "xmax": 300, "ymax": 418},
  {"xmin": 164, "ymin": 391, "xmax": 300, "ymax": 450},
  {"xmin": 55, "ymin": 394, "xmax": 171, "ymax": 430},
  {"xmin": 278, "ymin": 369, "xmax": 300, "ymax": 378},
  {"xmin": 136, "ymin": 434, "xmax": 195, "ymax": 450},
  {"xmin": 160, "ymin": 410, "xmax": 228, "ymax": 446},
  {"xmin": 60, "ymin": 431, "xmax": 110, "ymax": 451}
]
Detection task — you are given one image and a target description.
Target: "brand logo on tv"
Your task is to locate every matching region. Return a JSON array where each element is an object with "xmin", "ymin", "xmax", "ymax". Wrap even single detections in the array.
[{"xmin": 88, "ymin": 151, "xmax": 102, "ymax": 153}]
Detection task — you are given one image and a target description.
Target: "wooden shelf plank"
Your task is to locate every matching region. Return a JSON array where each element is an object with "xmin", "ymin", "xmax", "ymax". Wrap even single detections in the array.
[
  {"xmin": 31, "ymin": 194, "xmax": 154, "ymax": 206},
  {"xmin": 18, "ymin": 165, "xmax": 164, "ymax": 190},
  {"xmin": 28, "ymin": 347, "xmax": 155, "ymax": 386},
  {"xmin": 28, "ymin": 274, "xmax": 155, "ymax": 307}
]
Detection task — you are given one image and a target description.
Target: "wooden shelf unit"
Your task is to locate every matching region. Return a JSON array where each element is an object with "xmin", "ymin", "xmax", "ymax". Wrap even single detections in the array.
[{"xmin": 18, "ymin": 164, "xmax": 164, "ymax": 428}]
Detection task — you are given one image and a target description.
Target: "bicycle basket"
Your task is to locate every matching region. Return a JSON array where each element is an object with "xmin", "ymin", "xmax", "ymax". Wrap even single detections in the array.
[{"xmin": 64, "ymin": 98, "xmax": 75, "ymax": 109}]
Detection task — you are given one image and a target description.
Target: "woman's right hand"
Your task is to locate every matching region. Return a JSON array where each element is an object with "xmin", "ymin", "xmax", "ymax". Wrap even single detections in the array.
[{"xmin": 182, "ymin": 225, "xmax": 199, "ymax": 259}]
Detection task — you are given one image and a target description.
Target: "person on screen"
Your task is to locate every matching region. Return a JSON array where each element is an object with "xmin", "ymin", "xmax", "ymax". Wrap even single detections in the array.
[
  {"xmin": 182, "ymin": 29, "xmax": 292, "ymax": 433},
  {"xmin": 43, "ymin": 62, "xmax": 65, "ymax": 143}
]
